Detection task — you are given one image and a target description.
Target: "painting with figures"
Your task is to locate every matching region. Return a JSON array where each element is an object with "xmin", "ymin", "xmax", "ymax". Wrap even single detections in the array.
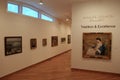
[{"xmin": 83, "ymin": 33, "xmax": 112, "ymax": 60}]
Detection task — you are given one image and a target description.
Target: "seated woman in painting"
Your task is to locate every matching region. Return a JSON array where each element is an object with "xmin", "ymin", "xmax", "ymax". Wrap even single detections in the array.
[
  {"xmin": 86, "ymin": 37, "xmax": 106, "ymax": 56},
  {"xmin": 95, "ymin": 38, "xmax": 106, "ymax": 55}
]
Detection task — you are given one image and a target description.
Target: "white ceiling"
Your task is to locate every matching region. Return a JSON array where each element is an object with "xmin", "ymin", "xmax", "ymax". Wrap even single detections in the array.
[{"xmin": 16, "ymin": 0, "xmax": 88, "ymax": 21}]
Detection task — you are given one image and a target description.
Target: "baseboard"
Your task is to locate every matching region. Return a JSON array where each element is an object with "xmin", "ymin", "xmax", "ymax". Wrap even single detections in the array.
[{"xmin": 71, "ymin": 68, "xmax": 120, "ymax": 75}]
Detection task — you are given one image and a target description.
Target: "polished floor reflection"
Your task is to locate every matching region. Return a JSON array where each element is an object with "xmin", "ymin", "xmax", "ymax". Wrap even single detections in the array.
[{"xmin": 0, "ymin": 50, "xmax": 120, "ymax": 80}]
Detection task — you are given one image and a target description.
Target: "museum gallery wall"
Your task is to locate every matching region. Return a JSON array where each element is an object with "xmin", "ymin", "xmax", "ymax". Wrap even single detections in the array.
[
  {"xmin": 72, "ymin": 0, "xmax": 120, "ymax": 74},
  {"xmin": 0, "ymin": 0, "xmax": 71, "ymax": 78}
]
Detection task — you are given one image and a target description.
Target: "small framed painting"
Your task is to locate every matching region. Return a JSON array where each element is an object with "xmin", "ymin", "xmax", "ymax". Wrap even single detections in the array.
[
  {"xmin": 30, "ymin": 38, "xmax": 37, "ymax": 49},
  {"xmin": 5, "ymin": 36, "xmax": 22, "ymax": 56},
  {"xmin": 42, "ymin": 38, "xmax": 47, "ymax": 46},
  {"xmin": 61, "ymin": 37, "xmax": 66, "ymax": 44},
  {"xmin": 67, "ymin": 35, "xmax": 71, "ymax": 44},
  {"xmin": 51, "ymin": 36, "xmax": 58, "ymax": 47},
  {"xmin": 83, "ymin": 33, "xmax": 112, "ymax": 60}
]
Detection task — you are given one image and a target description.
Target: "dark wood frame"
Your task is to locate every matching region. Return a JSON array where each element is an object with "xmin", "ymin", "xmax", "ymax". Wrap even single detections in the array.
[
  {"xmin": 67, "ymin": 35, "xmax": 71, "ymax": 44},
  {"xmin": 51, "ymin": 36, "xmax": 58, "ymax": 47},
  {"xmin": 30, "ymin": 38, "xmax": 37, "ymax": 49},
  {"xmin": 61, "ymin": 37, "xmax": 66, "ymax": 44},
  {"xmin": 42, "ymin": 38, "xmax": 47, "ymax": 46},
  {"xmin": 4, "ymin": 36, "xmax": 22, "ymax": 56}
]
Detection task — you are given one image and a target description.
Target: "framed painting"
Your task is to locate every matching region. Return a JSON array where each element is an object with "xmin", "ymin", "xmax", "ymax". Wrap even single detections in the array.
[
  {"xmin": 42, "ymin": 38, "xmax": 47, "ymax": 46},
  {"xmin": 51, "ymin": 36, "xmax": 58, "ymax": 47},
  {"xmin": 5, "ymin": 36, "xmax": 22, "ymax": 56},
  {"xmin": 61, "ymin": 37, "xmax": 66, "ymax": 44},
  {"xmin": 67, "ymin": 35, "xmax": 71, "ymax": 44},
  {"xmin": 30, "ymin": 38, "xmax": 37, "ymax": 49},
  {"xmin": 83, "ymin": 33, "xmax": 112, "ymax": 60}
]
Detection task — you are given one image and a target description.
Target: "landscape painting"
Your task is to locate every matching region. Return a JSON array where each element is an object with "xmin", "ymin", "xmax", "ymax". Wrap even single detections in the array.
[{"xmin": 5, "ymin": 36, "xmax": 22, "ymax": 56}]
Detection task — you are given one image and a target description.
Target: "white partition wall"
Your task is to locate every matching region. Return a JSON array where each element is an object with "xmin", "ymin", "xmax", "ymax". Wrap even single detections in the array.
[{"xmin": 72, "ymin": 0, "xmax": 120, "ymax": 74}]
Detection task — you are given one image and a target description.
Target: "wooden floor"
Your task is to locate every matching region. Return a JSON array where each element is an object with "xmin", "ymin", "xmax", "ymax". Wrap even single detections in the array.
[{"xmin": 0, "ymin": 50, "xmax": 120, "ymax": 80}]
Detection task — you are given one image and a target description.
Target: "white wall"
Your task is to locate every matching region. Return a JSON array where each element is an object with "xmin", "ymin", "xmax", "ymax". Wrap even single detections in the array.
[
  {"xmin": 72, "ymin": 0, "xmax": 120, "ymax": 74},
  {"xmin": 0, "ymin": 0, "xmax": 71, "ymax": 77}
]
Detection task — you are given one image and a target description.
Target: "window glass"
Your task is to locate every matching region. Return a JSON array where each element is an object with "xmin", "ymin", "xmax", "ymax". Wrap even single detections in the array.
[
  {"xmin": 7, "ymin": 3, "xmax": 19, "ymax": 13},
  {"xmin": 7, "ymin": 2, "xmax": 54, "ymax": 22},
  {"xmin": 22, "ymin": 6, "xmax": 38, "ymax": 18},
  {"xmin": 41, "ymin": 14, "xmax": 53, "ymax": 22}
]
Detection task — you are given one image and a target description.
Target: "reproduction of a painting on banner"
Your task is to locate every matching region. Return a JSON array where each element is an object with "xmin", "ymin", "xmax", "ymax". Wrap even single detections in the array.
[{"xmin": 83, "ymin": 33, "xmax": 112, "ymax": 60}]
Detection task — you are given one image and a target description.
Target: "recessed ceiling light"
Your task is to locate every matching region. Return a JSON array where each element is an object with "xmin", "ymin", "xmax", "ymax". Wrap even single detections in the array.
[
  {"xmin": 66, "ymin": 18, "xmax": 69, "ymax": 21},
  {"xmin": 39, "ymin": 0, "xmax": 44, "ymax": 5}
]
